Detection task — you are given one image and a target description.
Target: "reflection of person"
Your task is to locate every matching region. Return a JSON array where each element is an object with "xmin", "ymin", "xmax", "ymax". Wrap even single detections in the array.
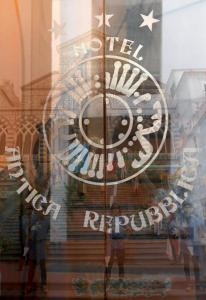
[
  {"xmin": 167, "ymin": 214, "xmax": 180, "ymax": 263},
  {"xmin": 26, "ymin": 210, "xmax": 50, "ymax": 294},
  {"xmin": 177, "ymin": 202, "xmax": 202, "ymax": 291},
  {"xmin": 105, "ymin": 205, "xmax": 127, "ymax": 283},
  {"xmin": 18, "ymin": 205, "xmax": 32, "ymax": 270},
  {"xmin": 196, "ymin": 222, "xmax": 206, "ymax": 299}
]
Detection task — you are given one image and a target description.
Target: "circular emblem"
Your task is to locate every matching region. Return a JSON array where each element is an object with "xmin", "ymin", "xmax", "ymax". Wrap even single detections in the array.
[{"xmin": 43, "ymin": 55, "xmax": 168, "ymax": 185}]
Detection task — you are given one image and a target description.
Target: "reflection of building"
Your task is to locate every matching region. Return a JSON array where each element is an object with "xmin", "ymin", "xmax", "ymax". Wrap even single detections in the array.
[
  {"xmin": 167, "ymin": 69, "xmax": 206, "ymax": 216},
  {"xmin": 167, "ymin": 69, "xmax": 206, "ymax": 154},
  {"xmin": 0, "ymin": 81, "xmax": 20, "ymax": 151},
  {"xmin": 0, "ymin": 76, "xmax": 55, "ymax": 183}
]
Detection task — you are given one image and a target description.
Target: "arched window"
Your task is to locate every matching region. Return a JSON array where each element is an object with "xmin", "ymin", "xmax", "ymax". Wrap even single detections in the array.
[
  {"xmin": 0, "ymin": 118, "xmax": 9, "ymax": 154},
  {"xmin": 15, "ymin": 119, "xmax": 39, "ymax": 156}
]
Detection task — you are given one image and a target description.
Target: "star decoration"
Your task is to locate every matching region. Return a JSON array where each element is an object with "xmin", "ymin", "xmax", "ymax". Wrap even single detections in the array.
[
  {"xmin": 95, "ymin": 13, "xmax": 114, "ymax": 28},
  {"xmin": 48, "ymin": 20, "xmax": 66, "ymax": 39},
  {"xmin": 139, "ymin": 10, "xmax": 160, "ymax": 32}
]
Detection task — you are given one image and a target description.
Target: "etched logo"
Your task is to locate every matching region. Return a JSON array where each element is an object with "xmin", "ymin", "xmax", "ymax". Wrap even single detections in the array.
[{"xmin": 43, "ymin": 48, "xmax": 168, "ymax": 185}]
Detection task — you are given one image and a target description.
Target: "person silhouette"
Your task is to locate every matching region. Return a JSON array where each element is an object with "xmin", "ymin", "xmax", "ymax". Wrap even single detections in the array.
[
  {"xmin": 177, "ymin": 202, "xmax": 202, "ymax": 292},
  {"xmin": 105, "ymin": 204, "xmax": 127, "ymax": 285},
  {"xmin": 26, "ymin": 209, "xmax": 50, "ymax": 294}
]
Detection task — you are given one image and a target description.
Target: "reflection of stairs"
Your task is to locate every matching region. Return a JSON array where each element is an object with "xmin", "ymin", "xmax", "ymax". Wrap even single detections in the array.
[
  {"xmin": 48, "ymin": 208, "xmax": 172, "ymax": 269},
  {"xmin": 49, "ymin": 239, "xmax": 169, "ymax": 265},
  {"xmin": 44, "ymin": 236, "xmax": 198, "ymax": 300},
  {"xmin": 50, "ymin": 185, "xmax": 67, "ymax": 242},
  {"xmin": 0, "ymin": 180, "xmax": 158, "ymax": 255},
  {"xmin": 1, "ymin": 183, "xmax": 201, "ymax": 299},
  {"xmin": 86, "ymin": 183, "xmax": 152, "ymax": 205},
  {"xmin": 45, "ymin": 191, "xmax": 199, "ymax": 299},
  {"xmin": 45, "ymin": 204, "xmax": 197, "ymax": 299}
]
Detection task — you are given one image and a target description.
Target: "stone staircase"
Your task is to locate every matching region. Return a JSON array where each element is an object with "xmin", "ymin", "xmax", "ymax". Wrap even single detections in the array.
[
  {"xmin": 48, "ymin": 238, "xmax": 169, "ymax": 265},
  {"xmin": 1, "ymin": 180, "xmax": 167, "ymax": 262},
  {"xmin": 1, "ymin": 181, "xmax": 203, "ymax": 299}
]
